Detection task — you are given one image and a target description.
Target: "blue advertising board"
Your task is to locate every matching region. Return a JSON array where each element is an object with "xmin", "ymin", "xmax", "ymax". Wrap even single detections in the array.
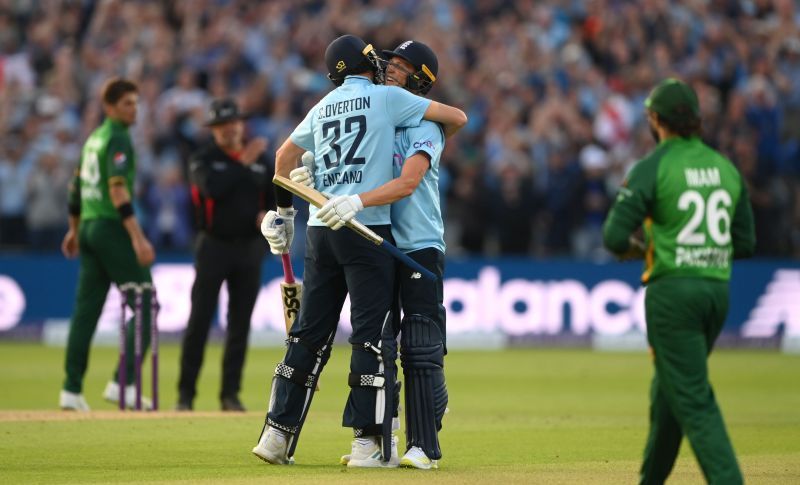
[{"xmin": 0, "ymin": 255, "xmax": 797, "ymax": 341}]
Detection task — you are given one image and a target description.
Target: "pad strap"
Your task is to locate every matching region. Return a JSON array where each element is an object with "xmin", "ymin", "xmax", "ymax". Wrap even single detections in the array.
[
  {"xmin": 352, "ymin": 342, "xmax": 383, "ymax": 360},
  {"xmin": 354, "ymin": 424, "xmax": 383, "ymax": 437},
  {"xmin": 274, "ymin": 362, "xmax": 315, "ymax": 388},
  {"xmin": 348, "ymin": 373, "xmax": 386, "ymax": 388},
  {"xmin": 287, "ymin": 336, "xmax": 327, "ymax": 357},
  {"xmin": 267, "ymin": 417, "xmax": 298, "ymax": 435}
]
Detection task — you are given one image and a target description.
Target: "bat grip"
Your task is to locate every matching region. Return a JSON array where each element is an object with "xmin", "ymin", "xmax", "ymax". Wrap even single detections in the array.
[
  {"xmin": 379, "ymin": 241, "xmax": 438, "ymax": 282},
  {"xmin": 281, "ymin": 253, "xmax": 295, "ymax": 284}
]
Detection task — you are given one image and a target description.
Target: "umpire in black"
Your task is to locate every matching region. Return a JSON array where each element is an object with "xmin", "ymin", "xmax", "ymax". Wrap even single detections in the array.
[{"xmin": 176, "ymin": 98, "xmax": 273, "ymax": 411}]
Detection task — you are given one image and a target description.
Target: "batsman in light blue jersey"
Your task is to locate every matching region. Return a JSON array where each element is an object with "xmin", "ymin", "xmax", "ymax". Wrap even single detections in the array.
[
  {"xmin": 254, "ymin": 35, "xmax": 466, "ymax": 468},
  {"xmin": 289, "ymin": 76, "xmax": 431, "ymax": 226},
  {"xmin": 390, "ymin": 121, "xmax": 446, "ymax": 254},
  {"xmin": 292, "ymin": 39, "xmax": 452, "ymax": 470}
]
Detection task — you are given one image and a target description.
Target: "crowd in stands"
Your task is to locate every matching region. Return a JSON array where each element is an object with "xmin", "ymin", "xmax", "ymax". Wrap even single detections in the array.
[{"xmin": 1, "ymin": 0, "xmax": 798, "ymax": 259}]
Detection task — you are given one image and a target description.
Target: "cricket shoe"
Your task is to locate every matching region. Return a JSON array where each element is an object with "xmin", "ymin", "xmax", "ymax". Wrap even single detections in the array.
[
  {"xmin": 59, "ymin": 390, "xmax": 90, "ymax": 411},
  {"xmin": 252, "ymin": 428, "xmax": 294, "ymax": 465},
  {"xmin": 400, "ymin": 446, "xmax": 438, "ymax": 470},
  {"xmin": 341, "ymin": 418, "xmax": 401, "ymax": 465},
  {"xmin": 102, "ymin": 381, "xmax": 153, "ymax": 410},
  {"xmin": 345, "ymin": 435, "xmax": 399, "ymax": 468}
]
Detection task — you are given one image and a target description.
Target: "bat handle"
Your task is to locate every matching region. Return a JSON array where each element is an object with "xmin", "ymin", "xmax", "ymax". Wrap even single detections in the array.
[
  {"xmin": 379, "ymin": 241, "xmax": 438, "ymax": 282},
  {"xmin": 281, "ymin": 253, "xmax": 295, "ymax": 284}
]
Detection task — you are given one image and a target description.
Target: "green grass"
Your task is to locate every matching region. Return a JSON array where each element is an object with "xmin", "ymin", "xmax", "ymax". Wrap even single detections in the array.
[{"xmin": 0, "ymin": 343, "xmax": 798, "ymax": 483}]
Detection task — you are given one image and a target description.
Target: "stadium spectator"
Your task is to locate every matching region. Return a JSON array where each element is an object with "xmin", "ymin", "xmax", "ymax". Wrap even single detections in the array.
[
  {"xmin": 26, "ymin": 144, "xmax": 70, "ymax": 250},
  {"xmin": 0, "ymin": 0, "xmax": 797, "ymax": 259}
]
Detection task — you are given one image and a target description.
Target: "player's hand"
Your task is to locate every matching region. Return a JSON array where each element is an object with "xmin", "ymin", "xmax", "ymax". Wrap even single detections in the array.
[
  {"xmin": 261, "ymin": 208, "xmax": 296, "ymax": 254},
  {"xmin": 316, "ymin": 194, "xmax": 363, "ymax": 230},
  {"xmin": 617, "ymin": 236, "xmax": 646, "ymax": 261},
  {"xmin": 132, "ymin": 236, "xmax": 156, "ymax": 267},
  {"xmin": 290, "ymin": 166, "xmax": 313, "ymax": 188},
  {"xmin": 241, "ymin": 137, "xmax": 268, "ymax": 165},
  {"xmin": 61, "ymin": 229, "xmax": 79, "ymax": 258}
]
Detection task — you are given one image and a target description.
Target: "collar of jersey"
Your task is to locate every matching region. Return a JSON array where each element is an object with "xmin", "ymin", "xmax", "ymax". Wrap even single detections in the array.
[
  {"xmin": 343, "ymin": 75, "xmax": 371, "ymax": 84},
  {"xmin": 104, "ymin": 117, "xmax": 127, "ymax": 130},
  {"xmin": 659, "ymin": 135, "xmax": 699, "ymax": 147}
]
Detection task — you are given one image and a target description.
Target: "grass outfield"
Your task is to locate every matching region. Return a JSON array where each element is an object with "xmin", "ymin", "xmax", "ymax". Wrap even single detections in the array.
[{"xmin": 0, "ymin": 343, "xmax": 798, "ymax": 484}]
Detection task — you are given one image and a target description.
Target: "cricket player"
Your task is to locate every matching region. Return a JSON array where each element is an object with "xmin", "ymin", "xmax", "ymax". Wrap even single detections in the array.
[
  {"xmin": 603, "ymin": 78, "xmax": 755, "ymax": 484},
  {"xmin": 253, "ymin": 34, "xmax": 466, "ymax": 467},
  {"xmin": 60, "ymin": 78, "xmax": 156, "ymax": 411},
  {"xmin": 301, "ymin": 40, "xmax": 448, "ymax": 470}
]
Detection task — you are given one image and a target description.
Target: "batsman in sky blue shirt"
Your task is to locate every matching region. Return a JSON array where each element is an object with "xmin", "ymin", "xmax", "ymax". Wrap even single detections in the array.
[
  {"xmin": 289, "ymin": 75, "xmax": 431, "ymax": 227},
  {"xmin": 391, "ymin": 120, "xmax": 446, "ymax": 254}
]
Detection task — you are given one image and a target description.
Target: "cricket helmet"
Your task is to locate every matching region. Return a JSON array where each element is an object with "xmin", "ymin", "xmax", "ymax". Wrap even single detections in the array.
[
  {"xmin": 325, "ymin": 34, "xmax": 384, "ymax": 86},
  {"xmin": 382, "ymin": 40, "xmax": 438, "ymax": 95}
]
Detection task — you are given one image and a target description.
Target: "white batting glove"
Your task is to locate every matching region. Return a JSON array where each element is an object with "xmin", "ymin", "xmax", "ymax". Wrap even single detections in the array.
[
  {"xmin": 260, "ymin": 207, "xmax": 296, "ymax": 254},
  {"xmin": 290, "ymin": 166, "xmax": 313, "ymax": 188},
  {"xmin": 301, "ymin": 151, "xmax": 315, "ymax": 170},
  {"xmin": 316, "ymin": 194, "xmax": 363, "ymax": 230}
]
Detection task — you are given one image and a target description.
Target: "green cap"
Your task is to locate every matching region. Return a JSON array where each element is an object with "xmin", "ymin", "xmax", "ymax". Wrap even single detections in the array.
[{"xmin": 644, "ymin": 78, "xmax": 700, "ymax": 122}]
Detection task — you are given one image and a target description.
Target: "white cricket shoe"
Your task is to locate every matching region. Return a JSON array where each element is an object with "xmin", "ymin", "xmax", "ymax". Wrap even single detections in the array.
[
  {"xmin": 345, "ymin": 436, "xmax": 399, "ymax": 468},
  {"xmin": 400, "ymin": 446, "xmax": 438, "ymax": 470},
  {"xmin": 341, "ymin": 418, "xmax": 401, "ymax": 465},
  {"xmin": 59, "ymin": 390, "xmax": 90, "ymax": 411},
  {"xmin": 252, "ymin": 428, "xmax": 295, "ymax": 465},
  {"xmin": 102, "ymin": 381, "xmax": 152, "ymax": 410}
]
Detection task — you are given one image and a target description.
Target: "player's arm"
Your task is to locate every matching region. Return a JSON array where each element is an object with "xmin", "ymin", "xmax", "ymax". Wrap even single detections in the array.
[
  {"xmin": 109, "ymin": 178, "xmax": 154, "ymax": 267},
  {"xmin": 107, "ymin": 136, "xmax": 154, "ymax": 266},
  {"xmin": 422, "ymin": 101, "xmax": 467, "ymax": 138},
  {"xmin": 273, "ymin": 138, "xmax": 306, "ymax": 207},
  {"xmin": 190, "ymin": 152, "xmax": 247, "ymax": 199},
  {"xmin": 387, "ymin": 87, "xmax": 467, "ymax": 139},
  {"xmin": 359, "ymin": 153, "xmax": 429, "ymax": 207},
  {"xmin": 731, "ymin": 179, "xmax": 756, "ymax": 259},
  {"xmin": 603, "ymin": 158, "xmax": 657, "ymax": 257},
  {"xmin": 62, "ymin": 167, "xmax": 82, "ymax": 258},
  {"xmin": 261, "ymin": 137, "xmax": 306, "ymax": 255}
]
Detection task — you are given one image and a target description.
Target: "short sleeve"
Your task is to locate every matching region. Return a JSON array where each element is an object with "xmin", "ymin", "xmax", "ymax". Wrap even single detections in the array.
[
  {"xmin": 385, "ymin": 86, "xmax": 432, "ymax": 128},
  {"xmin": 289, "ymin": 106, "xmax": 317, "ymax": 152},
  {"xmin": 105, "ymin": 133, "xmax": 133, "ymax": 179},
  {"xmin": 402, "ymin": 122, "xmax": 444, "ymax": 167}
]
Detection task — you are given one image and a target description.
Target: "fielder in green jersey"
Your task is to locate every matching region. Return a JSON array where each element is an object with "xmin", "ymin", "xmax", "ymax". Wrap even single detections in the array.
[
  {"xmin": 59, "ymin": 78, "xmax": 157, "ymax": 411},
  {"xmin": 603, "ymin": 78, "xmax": 755, "ymax": 485}
]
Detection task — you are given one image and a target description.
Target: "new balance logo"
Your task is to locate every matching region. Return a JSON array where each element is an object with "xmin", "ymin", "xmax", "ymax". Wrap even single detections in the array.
[
  {"xmin": 410, "ymin": 272, "xmax": 422, "ymax": 279},
  {"xmin": 741, "ymin": 269, "xmax": 800, "ymax": 337}
]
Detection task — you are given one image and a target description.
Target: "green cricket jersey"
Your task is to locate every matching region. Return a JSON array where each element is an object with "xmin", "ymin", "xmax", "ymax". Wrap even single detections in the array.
[
  {"xmin": 603, "ymin": 136, "xmax": 755, "ymax": 283},
  {"xmin": 68, "ymin": 118, "xmax": 135, "ymax": 221}
]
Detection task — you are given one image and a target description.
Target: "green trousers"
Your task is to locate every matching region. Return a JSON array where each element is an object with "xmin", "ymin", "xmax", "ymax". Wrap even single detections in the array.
[
  {"xmin": 640, "ymin": 277, "xmax": 742, "ymax": 484},
  {"xmin": 63, "ymin": 218, "xmax": 153, "ymax": 393}
]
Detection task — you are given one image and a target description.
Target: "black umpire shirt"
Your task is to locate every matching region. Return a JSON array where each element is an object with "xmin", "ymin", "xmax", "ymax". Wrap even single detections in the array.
[{"xmin": 188, "ymin": 143, "xmax": 274, "ymax": 240}]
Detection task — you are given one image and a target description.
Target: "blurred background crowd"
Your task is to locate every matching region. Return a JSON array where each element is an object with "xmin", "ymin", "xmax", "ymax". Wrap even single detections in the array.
[{"xmin": 1, "ymin": 0, "xmax": 798, "ymax": 260}]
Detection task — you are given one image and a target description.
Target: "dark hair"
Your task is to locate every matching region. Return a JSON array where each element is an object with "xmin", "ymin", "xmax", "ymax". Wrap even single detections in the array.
[
  {"xmin": 655, "ymin": 108, "xmax": 702, "ymax": 138},
  {"xmin": 101, "ymin": 78, "xmax": 138, "ymax": 105}
]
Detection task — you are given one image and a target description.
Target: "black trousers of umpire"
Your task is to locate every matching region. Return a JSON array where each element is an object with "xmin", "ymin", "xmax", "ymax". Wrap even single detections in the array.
[
  {"xmin": 268, "ymin": 225, "xmax": 395, "ymax": 432},
  {"xmin": 178, "ymin": 233, "xmax": 265, "ymax": 402}
]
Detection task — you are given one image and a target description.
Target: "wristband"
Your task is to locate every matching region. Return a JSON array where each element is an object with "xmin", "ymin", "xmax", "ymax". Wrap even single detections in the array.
[
  {"xmin": 68, "ymin": 202, "xmax": 81, "ymax": 217},
  {"xmin": 116, "ymin": 202, "xmax": 134, "ymax": 220},
  {"xmin": 275, "ymin": 185, "xmax": 293, "ymax": 208},
  {"xmin": 277, "ymin": 206, "xmax": 296, "ymax": 218}
]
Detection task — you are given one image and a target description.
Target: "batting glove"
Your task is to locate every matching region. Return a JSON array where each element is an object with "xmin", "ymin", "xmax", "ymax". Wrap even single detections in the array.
[
  {"xmin": 260, "ymin": 207, "xmax": 297, "ymax": 254},
  {"xmin": 316, "ymin": 194, "xmax": 363, "ymax": 230},
  {"xmin": 290, "ymin": 166, "xmax": 313, "ymax": 188}
]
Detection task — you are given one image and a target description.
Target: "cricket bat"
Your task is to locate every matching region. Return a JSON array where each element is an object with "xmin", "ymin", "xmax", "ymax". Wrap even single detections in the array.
[
  {"xmin": 279, "ymin": 253, "xmax": 301, "ymax": 332},
  {"xmin": 273, "ymin": 175, "xmax": 437, "ymax": 281},
  {"xmin": 278, "ymin": 251, "xmax": 319, "ymax": 391}
]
